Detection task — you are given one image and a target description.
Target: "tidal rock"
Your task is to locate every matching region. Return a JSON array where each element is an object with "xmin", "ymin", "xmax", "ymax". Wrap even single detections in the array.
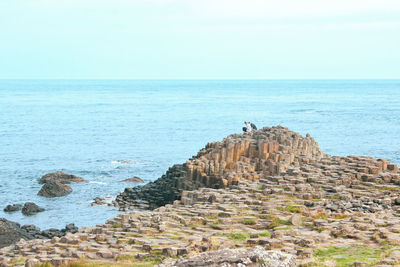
[
  {"xmin": 91, "ymin": 197, "xmax": 107, "ymax": 206},
  {"xmin": 0, "ymin": 218, "xmax": 34, "ymax": 248},
  {"xmin": 171, "ymin": 246, "xmax": 296, "ymax": 267},
  {"xmin": 39, "ymin": 171, "xmax": 87, "ymax": 184},
  {"xmin": 38, "ymin": 180, "xmax": 72, "ymax": 197},
  {"xmin": 3, "ymin": 204, "xmax": 22, "ymax": 212},
  {"xmin": 22, "ymin": 202, "xmax": 45, "ymax": 216},
  {"xmin": 119, "ymin": 176, "xmax": 144, "ymax": 183}
]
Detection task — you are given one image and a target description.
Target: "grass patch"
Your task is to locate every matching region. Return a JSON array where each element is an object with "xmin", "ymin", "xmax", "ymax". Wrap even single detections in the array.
[
  {"xmin": 313, "ymin": 212, "xmax": 328, "ymax": 220},
  {"xmin": 314, "ymin": 245, "xmax": 396, "ymax": 267},
  {"xmin": 331, "ymin": 213, "xmax": 350, "ymax": 220},
  {"xmin": 115, "ymin": 254, "xmax": 136, "ymax": 261},
  {"xmin": 374, "ymin": 185, "xmax": 400, "ymax": 192},
  {"xmin": 257, "ymin": 231, "xmax": 271, "ymax": 237},
  {"xmin": 241, "ymin": 218, "xmax": 257, "ymax": 225},
  {"xmin": 39, "ymin": 263, "xmax": 54, "ymax": 267},
  {"xmin": 267, "ymin": 216, "xmax": 290, "ymax": 229},
  {"xmin": 227, "ymin": 232, "xmax": 249, "ymax": 241},
  {"xmin": 285, "ymin": 205, "xmax": 301, "ymax": 213}
]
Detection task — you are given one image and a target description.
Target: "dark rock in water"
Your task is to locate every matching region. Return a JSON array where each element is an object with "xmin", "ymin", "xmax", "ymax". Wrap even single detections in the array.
[
  {"xmin": 91, "ymin": 197, "xmax": 107, "ymax": 206},
  {"xmin": 171, "ymin": 246, "xmax": 296, "ymax": 267},
  {"xmin": 22, "ymin": 202, "xmax": 45, "ymax": 216},
  {"xmin": 38, "ymin": 180, "xmax": 72, "ymax": 197},
  {"xmin": 39, "ymin": 171, "xmax": 87, "ymax": 184},
  {"xmin": 0, "ymin": 218, "xmax": 34, "ymax": 248},
  {"xmin": 119, "ymin": 176, "xmax": 144, "ymax": 183},
  {"xmin": 3, "ymin": 204, "xmax": 22, "ymax": 212}
]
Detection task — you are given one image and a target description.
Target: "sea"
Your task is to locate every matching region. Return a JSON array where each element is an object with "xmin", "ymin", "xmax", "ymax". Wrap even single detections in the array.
[{"xmin": 0, "ymin": 79, "xmax": 399, "ymax": 230}]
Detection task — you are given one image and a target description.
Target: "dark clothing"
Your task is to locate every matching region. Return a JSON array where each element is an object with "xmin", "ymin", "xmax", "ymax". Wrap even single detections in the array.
[{"xmin": 250, "ymin": 123, "xmax": 257, "ymax": 130}]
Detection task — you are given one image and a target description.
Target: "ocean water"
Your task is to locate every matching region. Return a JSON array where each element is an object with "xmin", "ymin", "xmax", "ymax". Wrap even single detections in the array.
[{"xmin": 0, "ymin": 79, "xmax": 399, "ymax": 230}]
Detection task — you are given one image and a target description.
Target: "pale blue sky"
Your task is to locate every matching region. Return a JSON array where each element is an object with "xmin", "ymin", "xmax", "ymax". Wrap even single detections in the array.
[{"xmin": 1, "ymin": 0, "xmax": 399, "ymax": 79}]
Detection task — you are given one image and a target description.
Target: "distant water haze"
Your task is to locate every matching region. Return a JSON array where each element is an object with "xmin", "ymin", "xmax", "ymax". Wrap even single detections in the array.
[{"xmin": 0, "ymin": 79, "xmax": 399, "ymax": 229}]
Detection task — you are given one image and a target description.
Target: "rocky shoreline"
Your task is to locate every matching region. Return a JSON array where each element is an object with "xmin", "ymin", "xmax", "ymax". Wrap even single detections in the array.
[{"xmin": 1, "ymin": 126, "xmax": 400, "ymax": 266}]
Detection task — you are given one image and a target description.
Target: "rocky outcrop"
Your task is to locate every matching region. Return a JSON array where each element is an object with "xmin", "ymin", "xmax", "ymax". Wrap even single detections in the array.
[
  {"xmin": 0, "ymin": 219, "xmax": 78, "ymax": 249},
  {"xmin": 171, "ymin": 247, "xmax": 296, "ymax": 267},
  {"xmin": 1, "ymin": 126, "xmax": 400, "ymax": 267},
  {"xmin": 39, "ymin": 171, "xmax": 87, "ymax": 184},
  {"xmin": 119, "ymin": 176, "xmax": 144, "ymax": 183},
  {"xmin": 0, "ymin": 219, "xmax": 33, "ymax": 248},
  {"xmin": 116, "ymin": 126, "xmax": 325, "ymax": 210},
  {"xmin": 3, "ymin": 204, "xmax": 21, "ymax": 212},
  {"xmin": 38, "ymin": 180, "xmax": 72, "ymax": 197},
  {"xmin": 21, "ymin": 223, "xmax": 78, "ymax": 239},
  {"xmin": 21, "ymin": 202, "xmax": 45, "ymax": 216}
]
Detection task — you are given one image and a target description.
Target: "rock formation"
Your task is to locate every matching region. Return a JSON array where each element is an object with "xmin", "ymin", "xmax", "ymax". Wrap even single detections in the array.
[
  {"xmin": 38, "ymin": 180, "xmax": 72, "ymax": 197},
  {"xmin": 39, "ymin": 171, "xmax": 87, "ymax": 184},
  {"xmin": 116, "ymin": 126, "xmax": 325, "ymax": 210},
  {"xmin": 0, "ymin": 219, "xmax": 33, "ymax": 249},
  {"xmin": 171, "ymin": 247, "xmax": 296, "ymax": 267},
  {"xmin": 0, "ymin": 219, "xmax": 79, "ymax": 249},
  {"xmin": 119, "ymin": 177, "xmax": 144, "ymax": 183},
  {"xmin": 1, "ymin": 126, "xmax": 400, "ymax": 266},
  {"xmin": 21, "ymin": 202, "xmax": 45, "ymax": 216}
]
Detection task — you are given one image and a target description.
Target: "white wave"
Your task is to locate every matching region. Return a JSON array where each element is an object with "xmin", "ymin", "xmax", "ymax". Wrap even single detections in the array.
[
  {"xmin": 111, "ymin": 160, "xmax": 141, "ymax": 165},
  {"xmin": 89, "ymin": 181, "xmax": 107, "ymax": 185}
]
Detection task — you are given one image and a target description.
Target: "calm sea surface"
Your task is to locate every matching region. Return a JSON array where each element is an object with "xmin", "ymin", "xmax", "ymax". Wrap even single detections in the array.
[{"xmin": 0, "ymin": 80, "xmax": 399, "ymax": 229}]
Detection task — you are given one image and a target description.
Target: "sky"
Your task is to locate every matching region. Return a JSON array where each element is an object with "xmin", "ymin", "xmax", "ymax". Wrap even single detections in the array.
[{"xmin": 0, "ymin": 0, "xmax": 399, "ymax": 79}]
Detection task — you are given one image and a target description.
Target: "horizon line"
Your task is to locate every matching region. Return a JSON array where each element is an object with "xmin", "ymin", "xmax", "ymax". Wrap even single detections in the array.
[{"xmin": 0, "ymin": 78, "xmax": 399, "ymax": 81}]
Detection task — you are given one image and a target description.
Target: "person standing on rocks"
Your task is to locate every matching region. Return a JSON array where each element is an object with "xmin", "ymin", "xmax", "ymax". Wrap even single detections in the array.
[
  {"xmin": 243, "ymin": 121, "xmax": 257, "ymax": 133},
  {"xmin": 243, "ymin": 121, "xmax": 251, "ymax": 133}
]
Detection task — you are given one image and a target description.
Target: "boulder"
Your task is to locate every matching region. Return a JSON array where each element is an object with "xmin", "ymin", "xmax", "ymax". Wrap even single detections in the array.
[
  {"xmin": 119, "ymin": 176, "xmax": 144, "ymax": 183},
  {"xmin": 0, "ymin": 218, "xmax": 34, "ymax": 248},
  {"xmin": 3, "ymin": 204, "xmax": 22, "ymax": 212},
  {"xmin": 171, "ymin": 246, "xmax": 296, "ymax": 267},
  {"xmin": 38, "ymin": 180, "xmax": 72, "ymax": 197},
  {"xmin": 289, "ymin": 214, "xmax": 303, "ymax": 226},
  {"xmin": 39, "ymin": 171, "xmax": 87, "ymax": 184},
  {"xmin": 21, "ymin": 202, "xmax": 45, "ymax": 216}
]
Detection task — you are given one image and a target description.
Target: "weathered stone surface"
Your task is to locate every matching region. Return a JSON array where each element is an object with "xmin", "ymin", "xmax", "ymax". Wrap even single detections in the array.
[
  {"xmin": 39, "ymin": 171, "xmax": 87, "ymax": 184},
  {"xmin": 21, "ymin": 203, "xmax": 45, "ymax": 216},
  {"xmin": 38, "ymin": 181, "xmax": 72, "ymax": 197},
  {"xmin": 171, "ymin": 246, "xmax": 296, "ymax": 267},
  {"xmin": 0, "ymin": 218, "xmax": 33, "ymax": 248},
  {"xmin": 289, "ymin": 214, "xmax": 302, "ymax": 226}
]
